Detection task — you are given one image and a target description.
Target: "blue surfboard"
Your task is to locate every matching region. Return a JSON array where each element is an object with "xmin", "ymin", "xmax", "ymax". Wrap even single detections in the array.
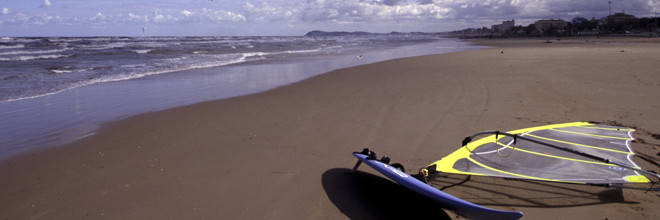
[{"xmin": 352, "ymin": 152, "xmax": 523, "ymax": 220}]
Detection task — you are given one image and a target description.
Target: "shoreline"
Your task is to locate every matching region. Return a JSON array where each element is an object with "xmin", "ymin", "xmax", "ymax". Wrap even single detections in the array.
[
  {"xmin": 2, "ymin": 38, "xmax": 660, "ymax": 219},
  {"xmin": 0, "ymin": 38, "xmax": 483, "ymax": 160}
]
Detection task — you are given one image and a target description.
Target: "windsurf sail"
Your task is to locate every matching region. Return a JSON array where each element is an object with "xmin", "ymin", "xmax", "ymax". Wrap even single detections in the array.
[{"xmin": 423, "ymin": 122, "xmax": 660, "ymax": 190}]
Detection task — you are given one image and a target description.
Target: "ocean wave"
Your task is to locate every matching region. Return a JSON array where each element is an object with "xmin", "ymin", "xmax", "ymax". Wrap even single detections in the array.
[
  {"xmin": 119, "ymin": 64, "xmax": 147, "ymax": 68},
  {"xmin": 81, "ymin": 37, "xmax": 113, "ymax": 42},
  {"xmin": 1, "ymin": 52, "xmax": 259, "ymax": 102},
  {"xmin": 82, "ymin": 55, "xmax": 253, "ymax": 86},
  {"xmin": 0, "ymin": 44, "xmax": 25, "ymax": 49},
  {"xmin": 80, "ymin": 42, "xmax": 129, "ymax": 50},
  {"xmin": 48, "ymin": 38, "xmax": 86, "ymax": 43},
  {"xmin": 283, "ymin": 48, "xmax": 321, "ymax": 54},
  {"xmin": 1, "ymin": 35, "xmax": 450, "ymax": 103},
  {"xmin": 0, "ymin": 48, "xmax": 71, "ymax": 56},
  {"xmin": 49, "ymin": 69, "xmax": 73, "ymax": 74},
  {"xmin": 47, "ymin": 66, "xmax": 75, "ymax": 74},
  {"xmin": 2, "ymin": 90, "xmax": 65, "ymax": 103},
  {"xmin": 0, "ymin": 54, "xmax": 73, "ymax": 62},
  {"xmin": 132, "ymin": 49, "xmax": 153, "ymax": 54},
  {"xmin": 242, "ymin": 52, "xmax": 267, "ymax": 59}
]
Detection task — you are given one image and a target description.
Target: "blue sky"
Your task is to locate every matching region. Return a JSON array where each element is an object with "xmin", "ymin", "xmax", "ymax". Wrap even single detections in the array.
[{"xmin": 1, "ymin": 0, "xmax": 658, "ymax": 36}]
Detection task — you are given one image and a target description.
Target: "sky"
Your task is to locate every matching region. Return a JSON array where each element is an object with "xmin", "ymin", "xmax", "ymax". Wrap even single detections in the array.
[{"xmin": 0, "ymin": 0, "xmax": 659, "ymax": 36}]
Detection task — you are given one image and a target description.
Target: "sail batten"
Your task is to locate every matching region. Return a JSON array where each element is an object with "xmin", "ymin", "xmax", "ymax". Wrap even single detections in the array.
[{"xmin": 428, "ymin": 122, "xmax": 656, "ymax": 186}]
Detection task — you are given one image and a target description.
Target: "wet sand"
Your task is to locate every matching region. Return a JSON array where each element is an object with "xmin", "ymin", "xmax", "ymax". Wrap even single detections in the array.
[{"xmin": 2, "ymin": 37, "xmax": 660, "ymax": 219}]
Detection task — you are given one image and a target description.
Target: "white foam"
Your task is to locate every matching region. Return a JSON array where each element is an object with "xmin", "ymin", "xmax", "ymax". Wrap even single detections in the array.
[
  {"xmin": 282, "ymin": 48, "xmax": 321, "ymax": 54},
  {"xmin": 0, "ymin": 54, "xmax": 72, "ymax": 61},
  {"xmin": 0, "ymin": 48, "xmax": 70, "ymax": 56},
  {"xmin": 119, "ymin": 64, "xmax": 147, "ymax": 68},
  {"xmin": 49, "ymin": 69, "xmax": 73, "ymax": 74},
  {"xmin": 132, "ymin": 49, "xmax": 153, "ymax": 54},
  {"xmin": 47, "ymin": 38, "xmax": 86, "ymax": 43},
  {"xmin": 2, "ymin": 53, "xmax": 256, "ymax": 103},
  {"xmin": 80, "ymin": 41, "xmax": 129, "ymax": 50},
  {"xmin": 0, "ymin": 44, "xmax": 25, "ymax": 49},
  {"xmin": 2, "ymin": 89, "xmax": 68, "ymax": 103},
  {"xmin": 243, "ymin": 52, "xmax": 267, "ymax": 58}
]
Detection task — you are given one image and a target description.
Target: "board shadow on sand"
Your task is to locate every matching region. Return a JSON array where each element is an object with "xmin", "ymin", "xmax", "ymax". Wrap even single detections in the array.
[
  {"xmin": 322, "ymin": 168, "xmax": 638, "ymax": 219},
  {"xmin": 322, "ymin": 168, "xmax": 452, "ymax": 220}
]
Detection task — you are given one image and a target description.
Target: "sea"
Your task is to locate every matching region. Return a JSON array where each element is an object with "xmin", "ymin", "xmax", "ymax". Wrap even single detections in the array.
[{"xmin": 0, "ymin": 35, "xmax": 486, "ymax": 159}]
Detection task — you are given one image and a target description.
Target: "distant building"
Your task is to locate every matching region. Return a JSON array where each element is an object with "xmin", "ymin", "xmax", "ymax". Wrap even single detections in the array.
[
  {"xmin": 491, "ymin": 20, "xmax": 515, "ymax": 33},
  {"xmin": 502, "ymin": 20, "xmax": 515, "ymax": 32},
  {"xmin": 610, "ymin": 12, "xmax": 637, "ymax": 25},
  {"xmin": 491, "ymin": 24, "xmax": 503, "ymax": 32},
  {"xmin": 534, "ymin": 19, "xmax": 568, "ymax": 31}
]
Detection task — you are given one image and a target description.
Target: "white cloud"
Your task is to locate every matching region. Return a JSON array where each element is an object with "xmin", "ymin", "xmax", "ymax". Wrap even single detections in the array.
[
  {"xmin": 153, "ymin": 14, "xmax": 165, "ymax": 22},
  {"xmin": 89, "ymin": 12, "xmax": 107, "ymax": 23},
  {"xmin": 301, "ymin": 0, "xmax": 451, "ymax": 22},
  {"xmin": 127, "ymin": 13, "xmax": 149, "ymax": 22},
  {"xmin": 224, "ymin": 11, "xmax": 247, "ymax": 22},
  {"xmin": 41, "ymin": 0, "xmax": 52, "ymax": 8},
  {"xmin": 181, "ymin": 10, "xmax": 193, "ymax": 17},
  {"xmin": 32, "ymin": 14, "xmax": 62, "ymax": 25},
  {"xmin": 133, "ymin": 8, "xmax": 246, "ymax": 23},
  {"xmin": 5, "ymin": 0, "xmax": 660, "ymax": 36},
  {"xmin": 5, "ymin": 12, "xmax": 64, "ymax": 25},
  {"xmin": 198, "ymin": 8, "xmax": 246, "ymax": 22},
  {"xmin": 9, "ymin": 12, "xmax": 30, "ymax": 23},
  {"xmin": 243, "ymin": 2, "xmax": 298, "ymax": 22},
  {"xmin": 96, "ymin": 12, "xmax": 105, "ymax": 20}
]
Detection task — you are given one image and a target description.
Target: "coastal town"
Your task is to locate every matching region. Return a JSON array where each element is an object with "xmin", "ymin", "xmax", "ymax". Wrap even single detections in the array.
[{"xmin": 451, "ymin": 12, "xmax": 660, "ymax": 37}]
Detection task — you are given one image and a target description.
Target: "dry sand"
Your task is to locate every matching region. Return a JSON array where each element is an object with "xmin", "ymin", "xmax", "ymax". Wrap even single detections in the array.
[{"xmin": 2, "ymin": 37, "xmax": 660, "ymax": 219}]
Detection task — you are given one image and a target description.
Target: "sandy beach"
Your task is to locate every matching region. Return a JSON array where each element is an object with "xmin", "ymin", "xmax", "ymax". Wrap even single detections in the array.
[{"xmin": 2, "ymin": 37, "xmax": 660, "ymax": 219}]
